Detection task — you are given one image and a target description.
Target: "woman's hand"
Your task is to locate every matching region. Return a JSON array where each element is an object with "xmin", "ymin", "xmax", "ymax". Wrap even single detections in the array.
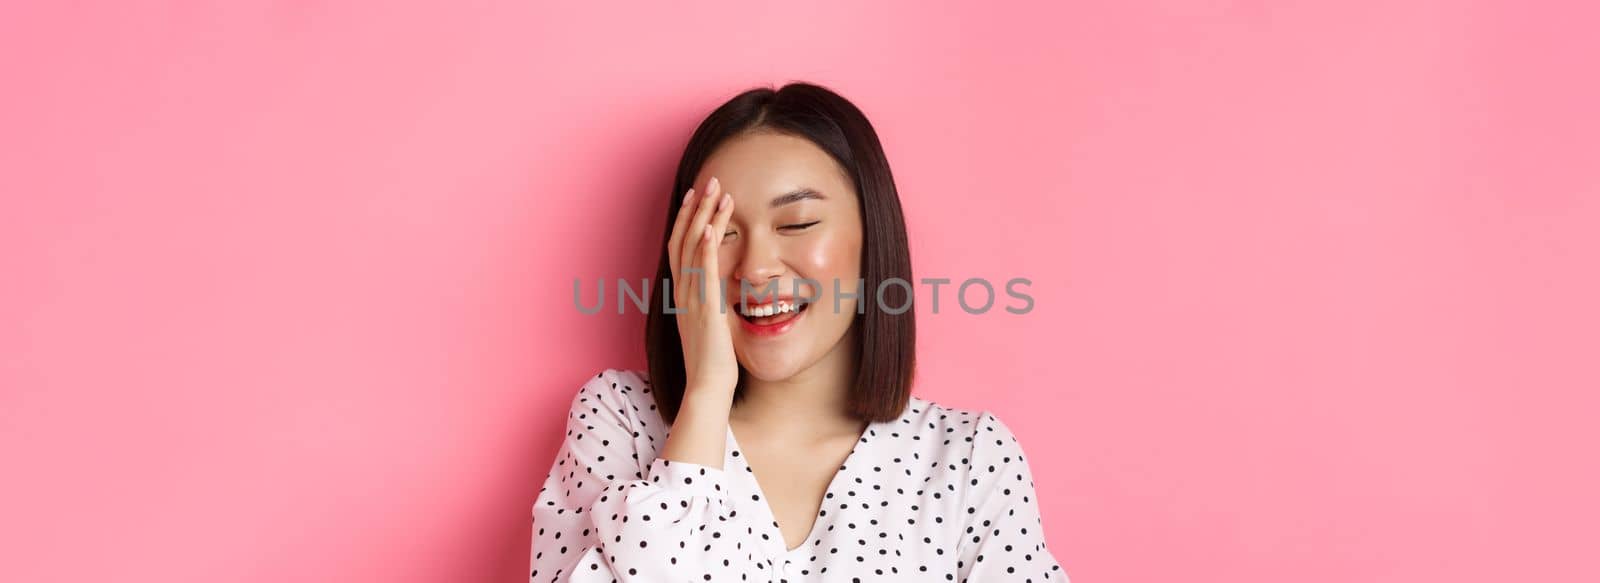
[{"xmin": 667, "ymin": 176, "xmax": 739, "ymax": 399}]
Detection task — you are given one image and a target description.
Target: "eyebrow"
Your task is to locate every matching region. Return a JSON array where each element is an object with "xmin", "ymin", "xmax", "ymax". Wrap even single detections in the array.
[{"xmin": 769, "ymin": 188, "xmax": 826, "ymax": 208}]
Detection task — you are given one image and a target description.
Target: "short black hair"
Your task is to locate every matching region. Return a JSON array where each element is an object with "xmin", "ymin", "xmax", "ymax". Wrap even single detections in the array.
[{"xmin": 644, "ymin": 81, "xmax": 916, "ymax": 424}]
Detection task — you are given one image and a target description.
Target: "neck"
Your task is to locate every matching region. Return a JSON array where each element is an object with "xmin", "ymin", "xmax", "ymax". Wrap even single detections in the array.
[{"xmin": 731, "ymin": 329, "xmax": 863, "ymax": 442}]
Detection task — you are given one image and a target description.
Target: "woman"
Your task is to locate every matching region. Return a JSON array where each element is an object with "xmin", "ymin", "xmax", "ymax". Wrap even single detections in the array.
[{"xmin": 531, "ymin": 82, "xmax": 1067, "ymax": 582}]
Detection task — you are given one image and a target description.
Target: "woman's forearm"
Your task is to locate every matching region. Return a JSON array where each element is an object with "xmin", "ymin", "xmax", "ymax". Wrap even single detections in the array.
[{"xmin": 658, "ymin": 387, "xmax": 734, "ymax": 470}]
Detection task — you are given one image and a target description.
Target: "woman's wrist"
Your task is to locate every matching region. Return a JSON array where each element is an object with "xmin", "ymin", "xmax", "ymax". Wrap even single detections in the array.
[
  {"xmin": 661, "ymin": 393, "xmax": 733, "ymax": 470},
  {"xmin": 683, "ymin": 379, "xmax": 736, "ymax": 403}
]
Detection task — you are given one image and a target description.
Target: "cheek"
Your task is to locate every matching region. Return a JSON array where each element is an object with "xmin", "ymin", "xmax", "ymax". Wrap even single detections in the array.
[{"xmin": 790, "ymin": 232, "xmax": 859, "ymax": 282}]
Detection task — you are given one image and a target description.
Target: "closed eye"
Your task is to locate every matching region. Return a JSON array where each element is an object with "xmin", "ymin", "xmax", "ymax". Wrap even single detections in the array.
[{"xmin": 721, "ymin": 220, "xmax": 820, "ymax": 241}]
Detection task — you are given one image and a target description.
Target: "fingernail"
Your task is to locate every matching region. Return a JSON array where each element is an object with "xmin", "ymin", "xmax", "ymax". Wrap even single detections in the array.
[
  {"xmin": 708, "ymin": 176, "xmax": 719, "ymax": 194},
  {"xmin": 716, "ymin": 193, "xmax": 730, "ymax": 211},
  {"xmin": 683, "ymin": 188, "xmax": 695, "ymax": 206}
]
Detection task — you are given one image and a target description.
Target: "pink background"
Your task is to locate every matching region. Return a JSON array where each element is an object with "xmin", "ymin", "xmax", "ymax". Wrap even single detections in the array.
[{"xmin": 3, "ymin": 1, "xmax": 1596, "ymax": 582}]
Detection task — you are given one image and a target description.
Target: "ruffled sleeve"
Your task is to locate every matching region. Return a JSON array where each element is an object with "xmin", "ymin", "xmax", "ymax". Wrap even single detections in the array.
[
  {"xmin": 954, "ymin": 411, "xmax": 1070, "ymax": 582},
  {"xmin": 529, "ymin": 369, "xmax": 758, "ymax": 582}
]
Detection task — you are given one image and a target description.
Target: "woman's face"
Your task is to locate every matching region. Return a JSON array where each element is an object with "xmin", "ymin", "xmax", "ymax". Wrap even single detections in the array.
[{"xmin": 693, "ymin": 130, "xmax": 863, "ymax": 383}]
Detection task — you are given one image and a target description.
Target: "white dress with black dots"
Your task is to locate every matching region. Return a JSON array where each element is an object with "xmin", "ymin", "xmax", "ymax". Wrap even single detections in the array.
[{"xmin": 530, "ymin": 368, "xmax": 1068, "ymax": 582}]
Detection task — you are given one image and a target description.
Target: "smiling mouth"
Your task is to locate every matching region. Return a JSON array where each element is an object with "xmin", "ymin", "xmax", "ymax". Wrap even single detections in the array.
[{"xmin": 737, "ymin": 299, "xmax": 811, "ymax": 327}]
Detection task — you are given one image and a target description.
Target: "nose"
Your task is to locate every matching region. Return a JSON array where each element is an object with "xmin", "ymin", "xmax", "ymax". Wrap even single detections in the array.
[{"xmin": 731, "ymin": 231, "xmax": 785, "ymax": 297}]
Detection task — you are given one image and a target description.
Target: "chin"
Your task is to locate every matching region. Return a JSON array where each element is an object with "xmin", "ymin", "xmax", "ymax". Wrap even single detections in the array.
[
  {"xmin": 729, "ymin": 303, "xmax": 857, "ymax": 384},
  {"xmin": 734, "ymin": 345, "xmax": 813, "ymax": 382}
]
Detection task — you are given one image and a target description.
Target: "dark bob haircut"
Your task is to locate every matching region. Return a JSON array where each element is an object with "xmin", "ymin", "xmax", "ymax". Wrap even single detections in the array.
[{"xmin": 644, "ymin": 81, "xmax": 915, "ymax": 425}]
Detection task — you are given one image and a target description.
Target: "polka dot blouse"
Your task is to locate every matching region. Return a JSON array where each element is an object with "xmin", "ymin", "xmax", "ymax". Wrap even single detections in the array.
[{"xmin": 530, "ymin": 368, "xmax": 1068, "ymax": 582}]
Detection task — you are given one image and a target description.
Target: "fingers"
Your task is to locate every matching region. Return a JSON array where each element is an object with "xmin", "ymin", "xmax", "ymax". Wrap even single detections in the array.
[
  {"xmin": 703, "ymin": 191, "xmax": 734, "ymax": 308},
  {"xmin": 667, "ymin": 186, "xmax": 697, "ymax": 275},
  {"xmin": 705, "ymin": 192, "xmax": 733, "ymax": 273},
  {"xmin": 679, "ymin": 176, "xmax": 721, "ymax": 288}
]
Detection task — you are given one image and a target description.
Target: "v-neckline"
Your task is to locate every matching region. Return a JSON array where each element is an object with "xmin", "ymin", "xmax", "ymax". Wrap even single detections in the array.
[{"xmin": 725, "ymin": 417, "xmax": 879, "ymax": 559}]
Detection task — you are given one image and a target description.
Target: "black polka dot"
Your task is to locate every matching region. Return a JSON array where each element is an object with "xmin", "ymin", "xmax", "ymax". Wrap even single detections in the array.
[{"xmin": 527, "ymin": 369, "xmax": 1066, "ymax": 581}]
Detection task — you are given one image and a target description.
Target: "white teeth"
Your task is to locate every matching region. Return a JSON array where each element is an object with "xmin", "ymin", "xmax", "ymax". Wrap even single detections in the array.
[{"xmin": 741, "ymin": 301, "xmax": 799, "ymax": 318}]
